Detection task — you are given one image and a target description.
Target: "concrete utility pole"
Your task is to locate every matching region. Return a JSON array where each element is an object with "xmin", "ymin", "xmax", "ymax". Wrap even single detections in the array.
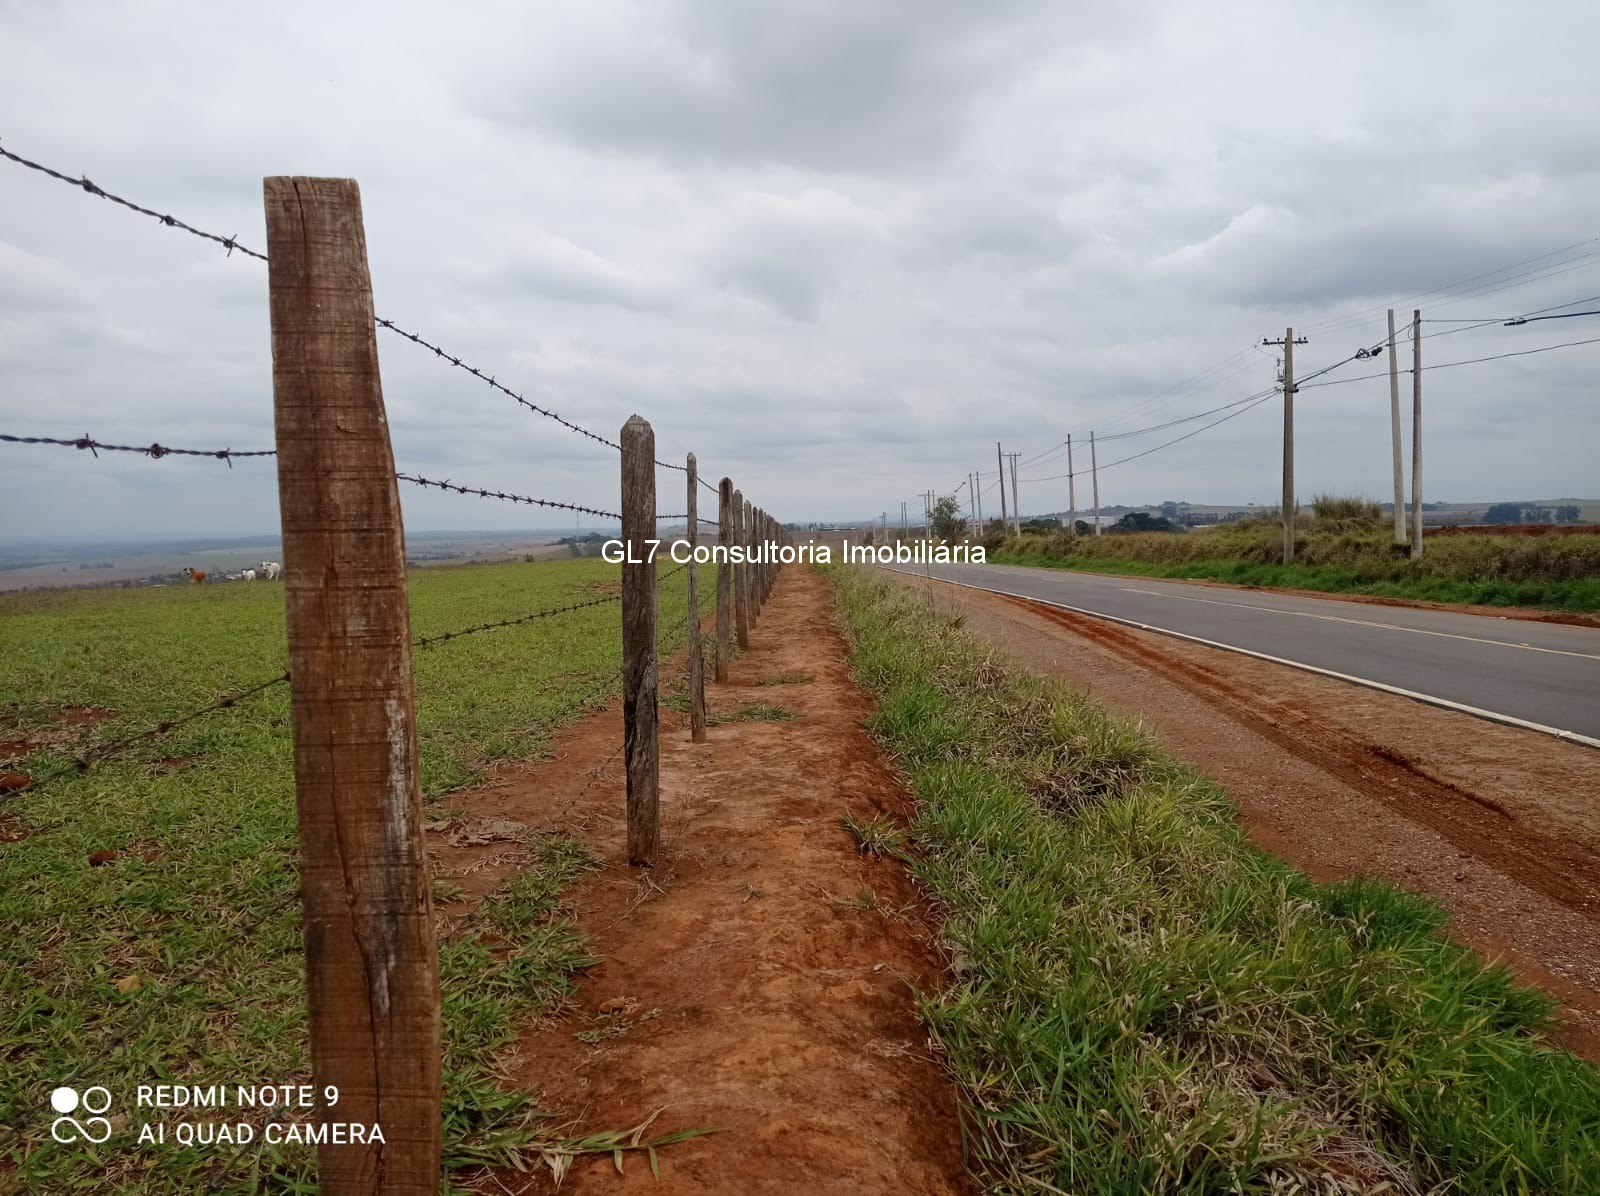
[
  {"xmin": 967, "ymin": 474, "xmax": 976, "ymax": 524},
  {"xmin": 1066, "ymin": 434, "xmax": 1076, "ymax": 535},
  {"xmin": 975, "ymin": 471, "xmax": 983, "ymax": 525},
  {"xmin": 922, "ymin": 489, "xmax": 937, "ymax": 536},
  {"xmin": 1090, "ymin": 431, "xmax": 1102, "ymax": 535},
  {"xmin": 1411, "ymin": 308, "xmax": 1424, "ymax": 558},
  {"xmin": 1007, "ymin": 452, "xmax": 1022, "ymax": 536},
  {"xmin": 1387, "ymin": 309, "xmax": 1407, "ymax": 544},
  {"xmin": 996, "ymin": 441, "xmax": 1008, "ymax": 533},
  {"xmin": 900, "ymin": 501, "xmax": 907, "ymax": 537},
  {"xmin": 1262, "ymin": 329, "xmax": 1308, "ymax": 564}
]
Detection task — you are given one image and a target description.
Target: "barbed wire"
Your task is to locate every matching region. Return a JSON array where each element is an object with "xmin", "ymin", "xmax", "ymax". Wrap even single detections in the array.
[
  {"xmin": 3, "ymin": 672, "xmax": 291, "ymax": 798},
  {"xmin": 396, "ymin": 473, "xmax": 620, "ymax": 520},
  {"xmin": 413, "ymin": 590, "xmax": 623, "ymax": 649},
  {"xmin": 1, "ymin": 144, "xmax": 742, "ymax": 486},
  {"xmin": 5, "ymin": 554, "xmax": 712, "ymax": 799},
  {"xmin": 0, "ymin": 144, "xmax": 665, "ymax": 461},
  {"xmin": 1, "ymin": 432, "xmax": 275, "ymax": 465},
  {"xmin": 0, "ymin": 140, "xmax": 267, "ymax": 260},
  {"xmin": 374, "ymin": 318, "xmax": 623, "ymax": 451}
]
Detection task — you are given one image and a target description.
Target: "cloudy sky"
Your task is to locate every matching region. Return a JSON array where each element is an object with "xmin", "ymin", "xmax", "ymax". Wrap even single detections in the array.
[{"xmin": 2, "ymin": 0, "xmax": 1597, "ymax": 539}]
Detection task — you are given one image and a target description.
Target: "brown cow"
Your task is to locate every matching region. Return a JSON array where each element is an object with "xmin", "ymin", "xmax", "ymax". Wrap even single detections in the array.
[{"xmin": 183, "ymin": 567, "xmax": 207, "ymax": 585}]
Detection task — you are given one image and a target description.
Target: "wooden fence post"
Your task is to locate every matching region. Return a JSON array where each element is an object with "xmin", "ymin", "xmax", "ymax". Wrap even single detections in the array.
[
  {"xmin": 620, "ymin": 416, "xmax": 660, "ymax": 866},
  {"xmin": 716, "ymin": 478, "xmax": 732, "ymax": 682},
  {"xmin": 768, "ymin": 511, "xmax": 780, "ymax": 598},
  {"xmin": 686, "ymin": 453, "xmax": 706, "ymax": 743},
  {"xmin": 733, "ymin": 489, "xmax": 750, "ymax": 649},
  {"xmin": 745, "ymin": 499, "xmax": 758, "ymax": 628},
  {"xmin": 263, "ymin": 176, "xmax": 440, "ymax": 1195}
]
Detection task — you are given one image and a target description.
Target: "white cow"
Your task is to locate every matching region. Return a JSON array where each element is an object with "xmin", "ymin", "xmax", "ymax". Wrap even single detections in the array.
[
  {"xmin": 241, "ymin": 569, "xmax": 257, "ymax": 582},
  {"xmin": 259, "ymin": 561, "xmax": 282, "ymax": 581}
]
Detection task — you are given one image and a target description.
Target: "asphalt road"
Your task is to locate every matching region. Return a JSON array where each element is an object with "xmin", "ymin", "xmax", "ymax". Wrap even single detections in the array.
[{"xmin": 884, "ymin": 561, "xmax": 1600, "ymax": 745}]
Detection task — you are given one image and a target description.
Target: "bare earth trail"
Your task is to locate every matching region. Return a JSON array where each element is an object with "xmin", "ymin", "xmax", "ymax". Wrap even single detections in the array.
[
  {"xmin": 882, "ymin": 568, "xmax": 1600, "ymax": 1060},
  {"xmin": 430, "ymin": 569, "xmax": 970, "ymax": 1195}
]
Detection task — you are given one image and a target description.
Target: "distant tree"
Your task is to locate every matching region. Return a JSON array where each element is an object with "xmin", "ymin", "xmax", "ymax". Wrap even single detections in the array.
[
  {"xmin": 1073, "ymin": 520, "xmax": 1093, "ymax": 536},
  {"xmin": 1483, "ymin": 502, "xmax": 1531, "ymax": 525},
  {"xmin": 1555, "ymin": 504, "xmax": 1581, "ymax": 524},
  {"xmin": 930, "ymin": 495, "xmax": 967, "ymax": 540},
  {"xmin": 1112, "ymin": 512, "xmax": 1175, "ymax": 533}
]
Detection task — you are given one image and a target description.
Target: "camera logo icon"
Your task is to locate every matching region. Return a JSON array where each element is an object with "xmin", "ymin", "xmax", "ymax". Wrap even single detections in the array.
[{"xmin": 50, "ymin": 1086, "xmax": 113, "ymax": 1144}]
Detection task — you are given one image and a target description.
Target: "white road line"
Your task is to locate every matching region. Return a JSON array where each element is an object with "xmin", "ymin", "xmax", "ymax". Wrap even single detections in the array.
[
  {"xmin": 1114, "ymin": 587, "xmax": 1600, "ymax": 662},
  {"xmin": 883, "ymin": 567, "xmax": 1600, "ymax": 751}
]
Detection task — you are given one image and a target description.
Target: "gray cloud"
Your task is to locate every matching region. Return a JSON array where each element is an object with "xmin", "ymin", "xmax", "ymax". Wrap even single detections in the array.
[{"xmin": 1, "ymin": 0, "xmax": 1597, "ymax": 542}]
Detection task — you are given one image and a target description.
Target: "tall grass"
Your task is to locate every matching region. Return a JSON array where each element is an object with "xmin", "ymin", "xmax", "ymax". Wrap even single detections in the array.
[{"xmin": 831, "ymin": 566, "xmax": 1600, "ymax": 1193}]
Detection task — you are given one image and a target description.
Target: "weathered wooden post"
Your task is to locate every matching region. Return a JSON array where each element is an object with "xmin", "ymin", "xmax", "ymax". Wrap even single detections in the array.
[
  {"xmin": 764, "ymin": 512, "xmax": 776, "ymax": 599},
  {"xmin": 620, "ymin": 416, "xmax": 660, "ymax": 866},
  {"xmin": 264, "ymin": 176, "xmax": 440, "ymax": 1195},
  {"xmin": 686, "ymin": 453, "xmax": 706, "ymax": 743},
  {"xmin": 733, "ymin": 488, "xmax": 750, "ymax": 650},
  {"xmin": 716, "ymin": 478, "xmax": 733, "ymax": 681},
  {"xmin": 745, "ymin": 499, "xmax": 759, "ymax": 628}
]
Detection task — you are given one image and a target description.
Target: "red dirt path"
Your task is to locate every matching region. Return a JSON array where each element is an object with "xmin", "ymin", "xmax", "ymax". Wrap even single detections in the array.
[{"xmin": 433, "ymin": 569, "xmax": 970, "ymax": 1194}]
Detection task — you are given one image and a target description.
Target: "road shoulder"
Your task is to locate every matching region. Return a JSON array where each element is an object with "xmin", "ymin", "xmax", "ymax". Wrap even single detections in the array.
[{"xmin": 883, "ymin": 568, "xmax": 1600, "ymax": 1060}]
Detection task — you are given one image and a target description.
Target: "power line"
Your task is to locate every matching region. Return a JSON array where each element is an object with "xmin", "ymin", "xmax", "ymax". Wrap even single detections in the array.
[
  {"xmin": 1299, "ymin": 335, "xmax": 1600, "ymax": 390},
  {"xmin": 1303, "ymin": 238, "xmax": 1600, "ymax": 337}
]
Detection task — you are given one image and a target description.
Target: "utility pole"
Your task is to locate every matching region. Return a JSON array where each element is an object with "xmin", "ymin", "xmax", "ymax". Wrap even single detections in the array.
[
  {"xmin": 1262, "ymin": 329, "xmax": 1308, "ymax": 564},
  {"xmin": 996, "ymin": 441, "xmax": 1008, "ymax": 533},
  {"xmin": 967, "ymin": 473, "xmax": 976, "ymax": 524},
  {"xmin": 1411, "ymin": 308, "xmax": 1423, "ymax": 558},
  {"xmin": 921, "ymin": 489, "xmax": 937, "ymax": 536},
  {"xmin": 975, "ymin": 472, "xmax": 983, "ymax": 526},
  {"xmin": 1387, "ymin": 309, "xmax": 1407, "ymax": 544},
  {"xmin": 900, "ymin": 500, "xmax": 907, "ymax": 538},
  {"xmin": 1090, "ymin": 431, "xmax": 1101, "ymax": 535},
  {"xmin": 1066, "ymin": 434, "xmax": 1076, "ymax": 535},
  {"xmin": 1007, "ymin": 452, "xmax": 1021, "ymax": 536}
]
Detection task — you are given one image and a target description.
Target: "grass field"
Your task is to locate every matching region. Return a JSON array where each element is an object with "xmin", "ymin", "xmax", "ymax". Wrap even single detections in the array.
[
  {"xmin": 988, "ymin": 502, "xmax": 1600, "ymax": 612},
  {"xmin": 0, "ymin": 558, "xmax": 699, "ymax": 1192},
  {"xmin": 831, "ymin": 566, "xmax": 1600, "ymax": 1193}
]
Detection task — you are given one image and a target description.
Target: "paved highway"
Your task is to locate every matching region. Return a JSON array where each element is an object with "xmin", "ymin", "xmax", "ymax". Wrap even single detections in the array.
[{"xmin": 885, "ymin": 561, "xmax": 1600, "ymax": 745}]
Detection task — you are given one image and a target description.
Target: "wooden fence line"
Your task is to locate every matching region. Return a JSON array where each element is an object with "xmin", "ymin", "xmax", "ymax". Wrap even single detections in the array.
[{"xmin": 259, "ymin": 180, "xmax": 786, "ymax": 1190}]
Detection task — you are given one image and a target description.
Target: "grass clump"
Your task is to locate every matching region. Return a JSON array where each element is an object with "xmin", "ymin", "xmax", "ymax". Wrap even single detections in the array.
[
  {"xmin": 830, "ymin": 565, "xmax": 1600, "ymax": 1193},
  {"xmin": 756, "ymin": 671, "xmax": 814, "ymax": 686}
]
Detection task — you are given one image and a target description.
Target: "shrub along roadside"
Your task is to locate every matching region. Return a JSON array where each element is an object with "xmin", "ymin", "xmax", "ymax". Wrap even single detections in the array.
[
  {"xmin": 829, "ymin": 566, "xmax": 1600, "ymax": 1193},
  {"xmin": 986, "ymin": 524, "xmax": 1600, "ymax": 613}
]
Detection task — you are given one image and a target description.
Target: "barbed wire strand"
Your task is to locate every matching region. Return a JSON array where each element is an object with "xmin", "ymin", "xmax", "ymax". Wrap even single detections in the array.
[
  {"xmin": 1, "ymin": 433, "xmax": 274, "ymax": 465},
  {"xmin": 413, "ymin": 591, "xmax": 623, "ymax": 649},
  {"xmin": 0, "ymin": 143, "xmax": 682, "ymax": 460},
  {"xmin": 396, "ymin": 473, "xmax": 620, "ymax": 520},
  {"xmin": 4, "ymin": 672, "xmax": 291, "ymax": 798},
  {"xmin": 0, "ymin": 140, "xmax": 267, "ymax": 260}
]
